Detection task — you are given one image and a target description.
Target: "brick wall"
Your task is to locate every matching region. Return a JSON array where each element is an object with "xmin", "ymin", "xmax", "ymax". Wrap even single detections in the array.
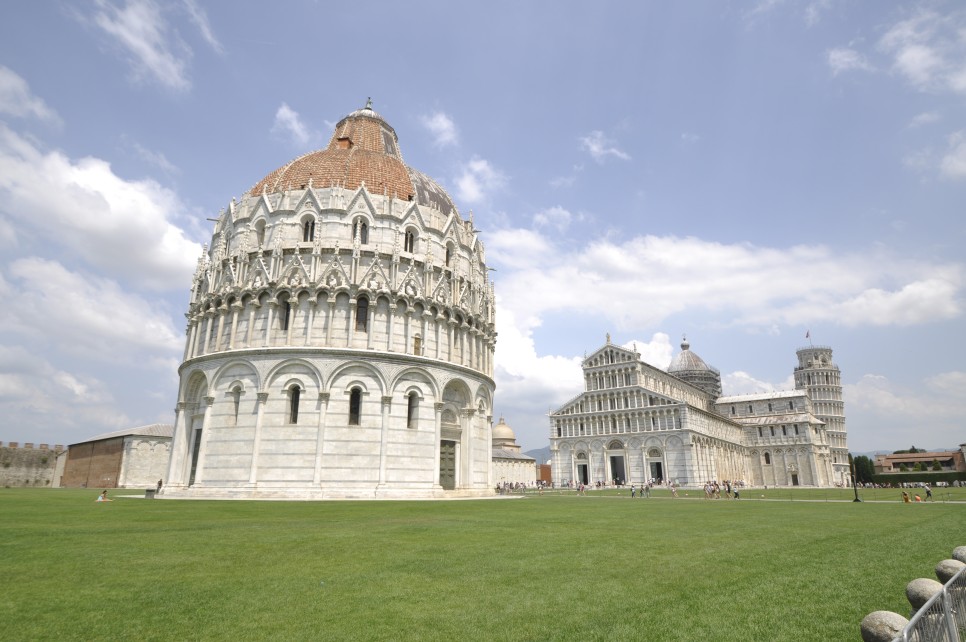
[{"xmin": 61, "ymin": 438, "xmax": 125, "ymax": 488}]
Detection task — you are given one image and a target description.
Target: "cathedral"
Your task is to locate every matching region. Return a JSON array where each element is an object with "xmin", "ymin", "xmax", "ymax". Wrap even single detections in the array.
[
  {"xmin": 549, "ymin": 337, "xmax": 849, "ymax": 488},
  {"xmin": 164, "ymin": 101, "xmax": 497, "ymax": 499}
]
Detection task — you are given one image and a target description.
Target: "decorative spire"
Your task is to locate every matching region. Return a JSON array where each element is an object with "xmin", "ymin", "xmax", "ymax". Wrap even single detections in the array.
[{"xmin": 365, "ymin": 97, "xmax": 372, "ymax": 110}]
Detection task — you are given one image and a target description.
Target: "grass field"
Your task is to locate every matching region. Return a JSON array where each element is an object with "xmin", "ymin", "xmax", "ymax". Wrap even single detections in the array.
[{"xmin": 1, "ymin": 488, "xmax": 963, "ymax": 641}]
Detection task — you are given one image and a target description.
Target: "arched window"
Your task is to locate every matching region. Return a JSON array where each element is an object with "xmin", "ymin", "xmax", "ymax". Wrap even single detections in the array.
[
  {"xmin": 231, "ymin": 386, "xmax": 242, "ymax": 426},
  {"xmin": 349, "ymin": 387, "xmax": 362, "ymax": 425},
  {"xmin": 355, "ymin": 297, "xmax": 369, "ymax": 332},
  {"xmin": 302, "ymin": 219, "xmax": 315, "ymax": 242},
  {"xmin": 279, "ymin": 298, "xmax": 292, "ymax": 331},
  {"xmin": 353, "ymin": 219, "xmax": 368, "ymax": 245},
  {"xmin": 254, "ymin": 220, "xmax": 266, "ymax": 247},
  {"xmin": 407, "ymin": 392, "xmax": 418, "ymax": 428},
  {"xmin": 445, "ymin": 243, "xmax": 452, "ymax": 266},
  {"xmin": 404, "ymin": 229, "xmax": 416, "ymax": 253},
  {"xmin": 289, "ymin": 386, "xmax": 301, "ymax": 424},
  {"xmin": 764, "ymin": 452, "xmax": 771, "ymax": 465}
]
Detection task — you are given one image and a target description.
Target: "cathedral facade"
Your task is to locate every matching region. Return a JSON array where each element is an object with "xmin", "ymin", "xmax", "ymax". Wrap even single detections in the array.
[
  {"xmin": 549, "ymin": 337, "xmax": 848, "ymax": 488},
  {"xmin": 164, "ymin": 102, "xmax": 497, "ymax": 499}
]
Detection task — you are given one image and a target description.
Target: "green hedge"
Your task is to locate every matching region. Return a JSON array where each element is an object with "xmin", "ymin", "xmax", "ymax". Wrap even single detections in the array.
[{"xmin": 871, "ymin": 471, "xmax": 966, "ymax": 485}]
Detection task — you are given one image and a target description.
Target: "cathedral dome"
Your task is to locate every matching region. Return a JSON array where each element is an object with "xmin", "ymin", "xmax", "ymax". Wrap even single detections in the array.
[
  {"xmin": 247, "ymin": 99, "xmax": 458, "ymax": 217},
  {"xmin": 493, "ymin": 416, "xmax": 515, "ymax": 442},
  {"xmin": 667, "ymin": 338, "xmax": 711, "ymax": 373},
  {"xmin": 667, "ymin": 337, "xmax": 722, "ymax": 397}
]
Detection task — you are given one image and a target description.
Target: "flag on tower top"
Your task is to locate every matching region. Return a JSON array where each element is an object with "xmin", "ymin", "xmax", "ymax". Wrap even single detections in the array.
[{"xmin": 805, "ymin": 330, "xmax": 810, "ymax": 339}]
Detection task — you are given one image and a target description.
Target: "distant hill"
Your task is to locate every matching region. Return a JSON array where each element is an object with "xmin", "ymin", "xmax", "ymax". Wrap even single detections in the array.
[{"xmin": 524, "ymin": 446, "xmax": 551, "ymax": 465}]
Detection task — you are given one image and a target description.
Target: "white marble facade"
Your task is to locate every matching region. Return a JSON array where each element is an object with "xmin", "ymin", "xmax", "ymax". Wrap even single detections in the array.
[
  {"xmin": 164, "ymin": 102, "xmax": 497, "ymax": 499},
  {"xmin": 550, "ymin": 338, "xmax": 845, "ymax": 488}
]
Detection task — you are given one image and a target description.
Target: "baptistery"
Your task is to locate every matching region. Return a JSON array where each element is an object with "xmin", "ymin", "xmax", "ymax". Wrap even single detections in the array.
[{"xmin": 165, "ymin": 101, "xmax": 497, "ymax": 498}]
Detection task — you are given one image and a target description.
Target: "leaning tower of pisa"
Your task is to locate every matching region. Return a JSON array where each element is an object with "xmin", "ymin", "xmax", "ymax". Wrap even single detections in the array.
[{"xmin": 794, "ymin": 345, "xmax": 848, "ymax": 485}]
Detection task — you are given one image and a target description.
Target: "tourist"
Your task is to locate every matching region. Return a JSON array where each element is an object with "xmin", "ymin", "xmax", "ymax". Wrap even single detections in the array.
[
  {"xmin": 95, "ymin": 490, "xmax": 112, "ymax": 502},
  {"xmin": 733, "ymin": 487, "xmax": 740, "ymax": 500},
  {"xmin": 925, "ymin": 486, "xmax": 933, "ymax": 501},
  {"xmin": 630, "ymin": 485, "xmax": 636, "ymax": 498},
  {"xmin": 157, "ymin": 479, "xmax": 163, "ymax": 493},
  {"xmin": 901, "ymin": 491, "xmax": 910, "ymax": 503}
]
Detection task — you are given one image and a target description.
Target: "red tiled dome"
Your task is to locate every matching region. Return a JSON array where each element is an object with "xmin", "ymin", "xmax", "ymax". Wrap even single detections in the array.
[{"xmin": 248, "ymin": 100, "xmax": 457, "ymax": 217}]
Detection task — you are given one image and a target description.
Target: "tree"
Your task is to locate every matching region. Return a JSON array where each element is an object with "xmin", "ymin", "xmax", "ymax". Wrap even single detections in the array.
[
  {"xmin": 932, "ymin": 460, "xmax": 943, "ymax": 471},
  {"xmin": 899, "ymin": 464, "xmax": 908, "ymax": 472},
  {"xmin": 913, "ymin": 462, "xmax": 924, "ymax": 472},
  {"xmin": 893, "ymin": 445, "xmax": 926, "ymax": 454},
  {"xmin": 852, "ymin": 455, "xmax": 875, "ymax": 484}
]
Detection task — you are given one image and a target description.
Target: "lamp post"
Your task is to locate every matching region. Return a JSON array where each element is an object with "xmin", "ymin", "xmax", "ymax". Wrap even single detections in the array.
[{"xmin": 849, "ymin": 453, "xmax": 862, "ymax": 502}]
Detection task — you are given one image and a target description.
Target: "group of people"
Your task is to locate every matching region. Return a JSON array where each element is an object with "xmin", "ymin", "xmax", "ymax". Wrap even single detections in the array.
[
  {"xmin": 700, "ymin": 480, "xmax": 741, "ymax": 500},
  {"xmin": 628, "ymin": 483, "xmax": 653, "ymax": 498},
  {"xmin": 901, "ymin": 485, "xmax": 933, "ymax": 503}
]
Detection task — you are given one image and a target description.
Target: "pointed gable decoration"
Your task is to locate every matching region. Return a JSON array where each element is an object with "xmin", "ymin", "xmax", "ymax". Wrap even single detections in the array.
[
  {"xmin": 320, "ymin": 253, "xmax": 351, "ymax": 290},
  {"xmin": 431, "ymin": 273, "xmax": 451, "ymax": 305},
  {"xmin": 293, "ymin": 184, "xmax": 324, "ymax": 214},
  {"xmin": 358, "ymin": 258, "xmax": 392, "ymax": 293},
  {"xmin": 399, "ymin": 262, "xmax": 422, "ymax": 298},
  {"xmin": 345, "ymin": 184, "xmax": 377, "ymax": 220},
  {"xmin": 399, "ymin": 201, "xmax": 430, "ymax": 232},
  {"xmin": 250, "ymin": 192, "xmax": 275, "ymax": 221}
]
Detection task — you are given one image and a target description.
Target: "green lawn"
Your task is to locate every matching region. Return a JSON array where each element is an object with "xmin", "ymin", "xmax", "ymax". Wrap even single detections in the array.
[{"xmin": 1, "ymin": 488, "xmax": 962, "ymax": 641}]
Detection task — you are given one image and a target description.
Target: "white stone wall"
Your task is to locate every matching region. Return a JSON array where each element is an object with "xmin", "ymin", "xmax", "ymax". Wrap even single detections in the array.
[
  {"xmin": 166, "ymin": 350, "xmax": 494, "ymax": 498},
  {"xmin": 119, "ymin": 437, "xmax": 170, "ymax": 488},
  {"xmin": 492, "ymin": 459, "xmax": 536, "ymax": 486}
]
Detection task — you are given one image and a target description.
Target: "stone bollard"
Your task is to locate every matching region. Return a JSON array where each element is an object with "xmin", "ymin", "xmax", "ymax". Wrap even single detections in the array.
[
  {"xmin": 906, "ymin": 577, "xmax": 943, "ymax": 613},
  {"xmin": 936, "ymin": 558, "xmax": 965, "ymax": 584},
  {"xmin": 953, "ymin": 546, "xmax": 966, "ymax": 565},
  {"xmin": 860, "ymin": 611, "xmax": 909, "ymax": 642}
]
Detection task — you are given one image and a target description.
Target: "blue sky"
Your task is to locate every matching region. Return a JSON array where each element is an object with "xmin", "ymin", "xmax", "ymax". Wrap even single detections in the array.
[{"xmin": 0, "ymin": 1, "xmax": 963, "ymax": 454}]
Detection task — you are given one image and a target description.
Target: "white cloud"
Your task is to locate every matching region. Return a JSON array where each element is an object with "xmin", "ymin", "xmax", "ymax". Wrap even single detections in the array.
[
  {"xmin": 91, "ymin": 0, "xmax": 192, "ymax": 92},
  {"xmin": 878, "ymin": 10, "xmax": 966, "ymax": 94},
  {"xmin": 940, "ymin": 130, "xmax": 966, "ymax": 179},
  {"xmin": 681, "ymin": 132, "xmax": 700, "ymax": 144},
  {"xmin": 0, "ymin": 124, "xmax": 200, "ymax": 289},
  {"xmin": 804, "ymin": 0, "xmax": 831, "ymax": 27},
  {"xmin": 421, "ymin": 111, "xmax": 458, "ymax": 148},
  {"xmin": 488, "ymin": 228, "xmax": 965, "ymax": 334},
  {"xmin": 622, "ymin": 334, "xmax": 674, "ymax": 370},
  {"xmin": 579, "ymin": 130, "xmax": 631, "ymax": 163},
  {"xmin": 721, "ymin": 371, "xmax": 796, "ymax": 396},
  {"xmin": 0, "ymin": 66, "xmax": 60, "ymax": 123},
  {"xmin": 1, "ymin": 258, "xmax": 184, "ymax": 361},
  {"xmin": 271, "ymin": 103, "xmax": 317, "ymax": 149},
  {"xmin": 909, "ymin": 111, "xmax": 940, "ymax": 127},
  {"xmin": 0, "ymin": 344, "xmax": 131, "ymax": 439},
  {"xmin": 532, "ymin": 206, "xmax": 574, "ymax": 233},
  {"xmin": 130, "ymin": 140, "xmax": 180, "ymax": 175},
  {"xmin": 827, "ymin": 47, "xmax": 874, "ymax": 75},
  {"xmin": 845, "ymin": 372, "xmax": 966, "ymax": 450},
  {"xmin": 182, "ymin": 0, "xmax": 224, "ymax": 54},
  {"xmin": 455, "ymin": 157, "xmax": 506, "ymax": 204}
]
